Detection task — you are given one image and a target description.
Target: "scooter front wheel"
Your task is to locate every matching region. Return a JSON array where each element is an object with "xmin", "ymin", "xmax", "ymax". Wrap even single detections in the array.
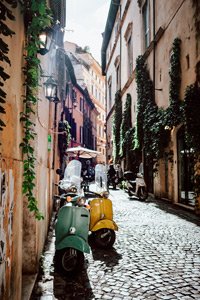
[
  {"xmin": 93, "ymin": 229, "xmax": 116, "ymax": 248},
  {"xmin": 54, "ymin": 248, "xmax": 84, "ymax": 275}
]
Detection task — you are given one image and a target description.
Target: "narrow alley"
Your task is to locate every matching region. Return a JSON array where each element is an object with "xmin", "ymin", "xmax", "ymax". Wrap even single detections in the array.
[{"xmin": 31, "ymin": 189, "xmax": 200, "ymax": 300}]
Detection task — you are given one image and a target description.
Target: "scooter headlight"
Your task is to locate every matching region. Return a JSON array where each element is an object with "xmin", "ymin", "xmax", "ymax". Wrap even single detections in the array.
[{"xmin": 69, "ymin": 227, "xmax": 76, "ymax": 234}]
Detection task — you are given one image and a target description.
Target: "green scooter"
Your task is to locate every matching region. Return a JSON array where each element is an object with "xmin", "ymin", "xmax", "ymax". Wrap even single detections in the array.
[{"xmin": 54, "ymin": 161, "xmax": 90, "ymax": 275}]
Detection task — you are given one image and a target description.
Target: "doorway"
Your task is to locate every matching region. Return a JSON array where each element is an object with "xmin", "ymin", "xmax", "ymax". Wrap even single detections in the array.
[{"xmin": 177, "ymin": 127, "xmax": 195, "ymax": 206}]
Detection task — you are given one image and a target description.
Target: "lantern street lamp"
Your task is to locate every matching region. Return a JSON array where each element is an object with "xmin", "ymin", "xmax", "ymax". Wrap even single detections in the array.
[
  {"xmin": 43, "ymin": 77, "xmax": 58, "ymax": 102},
  {"xmin": 38, "ymin": 28, "xmax": 53, "ymax": 55}
]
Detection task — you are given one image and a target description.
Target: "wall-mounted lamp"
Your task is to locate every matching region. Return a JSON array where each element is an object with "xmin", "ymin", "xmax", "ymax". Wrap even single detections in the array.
[
  {"xmin": 38, "ymin": 28, "xmax": 53, "ymax": 55},
  {"xmin": 43, "ymin": 77, "xmax": 58, "ymax": 102}
]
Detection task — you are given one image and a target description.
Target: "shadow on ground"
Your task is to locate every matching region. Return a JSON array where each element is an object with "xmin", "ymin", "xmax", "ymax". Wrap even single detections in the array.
[{"xmin": 53, "ymin": 265, "xmax": 94, "ymax": 300}]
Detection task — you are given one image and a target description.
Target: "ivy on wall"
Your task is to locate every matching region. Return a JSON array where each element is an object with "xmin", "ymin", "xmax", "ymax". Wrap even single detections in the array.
[
  {"xmin": 119, "ymin": 93, "xmax": 132, "ymax": 157},
  {"xmin": 134, "ymin": 38, "xmax": 182, "ymax": 161},
  {"xmin": 134, "ymin": 55, "xmax": 161, "ymax": 159},
  {"xmin": 165, "ymin": 38, "xmax": 182, "ymax": 128},
  {"xmin": 119, "ymin": 93, "xmax": 135, "ymax": 169},
  {"xmin": 192, "ymin": 0, "xmax": 200, "ymax": 55},
  {"xmin": 58, "ymin": 120, "xmax": 71, "ymax": 157},
  {"xmin": 184, "ymin": 84, "xmax": 200, "ymax": 152},
  {"xmin": 183, "ymin": 82, "xmax": 200, "ymax": 207},
  {"xmin": 112, "ymin": 90, "xmax": 122, "ymax": 163},
  {"xmin": 20, "ymin": 0, "xmax": 52, "ymax": 220},
  {"xmin": 0, "ymin": 0, "xmax": 17, "ymax": 133}
]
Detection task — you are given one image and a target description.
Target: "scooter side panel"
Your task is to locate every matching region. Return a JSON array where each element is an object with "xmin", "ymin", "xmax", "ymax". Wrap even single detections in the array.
[
  {"xmin": 55, "ymin": 206, "xmax": 90, "ymax": 246},
  {"xmin": 91, "ymin": 219, "xmax": 118, "ymax": 232},
  {"xmin": 56, "ymin": 235, "xmax": 90, "ymax": 253},
  {"xmin": 89, "ymin": 198, "xmax": 113, "ymax": 230}
]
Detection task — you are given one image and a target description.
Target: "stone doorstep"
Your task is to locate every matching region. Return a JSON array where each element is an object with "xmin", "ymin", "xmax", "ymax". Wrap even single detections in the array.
[{"xmin": 22, "ymin": 273, "xmax": 38, "ymax": 300}]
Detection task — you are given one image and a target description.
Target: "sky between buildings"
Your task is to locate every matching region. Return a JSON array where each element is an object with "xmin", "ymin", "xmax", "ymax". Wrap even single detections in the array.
[{"xmin": 64, "ymin": 0, "xmax": 110, "ymax": 65}]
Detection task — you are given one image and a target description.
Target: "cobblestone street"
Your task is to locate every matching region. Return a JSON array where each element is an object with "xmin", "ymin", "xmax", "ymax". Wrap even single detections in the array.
[{"xmin": 31, "ymin": 189, "xmax": 200, "ymax": 300}]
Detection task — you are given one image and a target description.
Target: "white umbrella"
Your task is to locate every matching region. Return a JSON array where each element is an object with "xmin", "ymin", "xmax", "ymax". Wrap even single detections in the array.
[{"xmin": 66, "ymin": 146, "xmax": 100, "ymax": 158}]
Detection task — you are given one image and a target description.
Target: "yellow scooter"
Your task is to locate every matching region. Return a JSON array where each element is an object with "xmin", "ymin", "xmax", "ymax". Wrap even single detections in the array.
[{"xmin": 85, "ymin": 164, "xmax": 118, "ymax": 248}]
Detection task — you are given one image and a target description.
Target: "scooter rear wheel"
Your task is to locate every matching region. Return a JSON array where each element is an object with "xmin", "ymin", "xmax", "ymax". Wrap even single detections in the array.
[
  {"xmin": 54, "ymin": 248, "xmax": 84, "ymax": 275},
  {"xmin": 93, "ymin": 229, "xmax": 116, "ymax": 248}
]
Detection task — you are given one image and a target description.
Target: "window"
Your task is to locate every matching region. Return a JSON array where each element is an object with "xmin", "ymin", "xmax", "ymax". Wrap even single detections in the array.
[
  {"xmin": 108, "ymin": 77, "xmax": 112, "ymax": 110},
  {"xmin": 124, "ymin": 23, "xmax": 133, "ymax": 77},
  {"xmin": 114, "ymin": 55, "xmax": 120, "ymax": 90},
  {"xmin": 143, "ymin": 0, "xmax": 150, "ymax": 49},
  {"xmin": 128, "ymin": 36, "xmax": 133, "ymax": 75},
  {"xmin": 115, "ymin": 19, "xmax": 120, "ymax": 37},
  {"xmin": 80, "ymin": 97, "xmax": 83, "ymax": 112},
  {"xmin": 116, "ymin": 65, "xmax": 120, "ymax": 90},
  {"xmin": 80, "ymin": 126, "xmax": 83, "ymax": 144}
]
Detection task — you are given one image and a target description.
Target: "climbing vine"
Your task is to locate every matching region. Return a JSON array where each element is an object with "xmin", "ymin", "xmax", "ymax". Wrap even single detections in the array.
[
  {"xmin": 0, "ymin": 0, "xmax": 17, "ymax": 134},
  {"xmin": 134, "ymin": 55, "xmax": 161, "ymax": 159},
  {"xmin": 134, "ymin": 37, "xmax": 182, "ymax": 161},
  {"xmin": 184, "ymin": 84, "xmax": 200, "ymax": 152},
  {"xmin": 165, "ymin": 38, "xmax": 182, "ymax": 127},
  {"xmin": 192, "ymin": 0, "xmax": 200, "ymax": 55},
  {"xmin": 183, "ymin": 81, "xmax": 200, "ymax": 207},
  {"xmin": 119, "ymin": 93, "xmax": 132, "ymax": 157},
  {"xmin": 119, "ymin": 94, "xmax": 135, "ymax": 169},
  {"xmin": 19, "ymin": 1, "xmax": 52, "ymax": 220},
  {"xmin": 58, "ymin": 120, "xmax": 71, "ymax": 157},
  {"xmin": 112, "ymin": 90, "xmax": 122, "ymax": 163}
]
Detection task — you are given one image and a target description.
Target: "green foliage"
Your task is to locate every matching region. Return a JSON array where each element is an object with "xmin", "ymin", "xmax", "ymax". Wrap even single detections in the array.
[
  {"xmin": 63, "ymin": 120, "xmax": 71, "ymax": 147},
  {"xmin": 20, "ymin": 0, "xmax": 52, "ymax": 220},
  {"xmin": 0, "ymin": 0, "xmax": 17, "ymax": 133},
  {"xmin": 135, "ymin": 55, "xmax": 161, "ymax": 159},
  {"xmin": 134, "ymin": 38, "xmax": 182, "ymax": 161},
  {"xmin": 165, "ymin": 38, "xmax": 182, "ymax": 127},
  {"xmin": 112, "ymin": 90, "xmax": 122, "ymax": 163},
  {"xmin": 120, "ymin": 93, "xmax": 132, "ymax": 157},
  {"xmin": 119, "ymin": 94, "xmax": 136, "ymax": 169},
  {"xmin": 58, "ymin": 120, "xmax": 71, "ymax": 155},
  {"xmin": 183, "ymin": 84, "xmax": 200, "ymax": 152},
  {"xmin": 183, "ymin": 83, "xmax": 200, "ymax": 204}
]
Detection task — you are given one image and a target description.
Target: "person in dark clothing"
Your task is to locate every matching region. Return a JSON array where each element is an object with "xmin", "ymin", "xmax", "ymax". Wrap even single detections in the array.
[
  {"xmin": 107, "ymin": 164, "xmax": 117, "ymax": 189},
  {"xmin": 108, "ymin": 164, "xmax": 116, "ymax": 177}
]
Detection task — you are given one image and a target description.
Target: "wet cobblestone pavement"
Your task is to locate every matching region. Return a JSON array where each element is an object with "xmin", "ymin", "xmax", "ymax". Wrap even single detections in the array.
[{"xmin": 31, "ymin": 189, "xmax": 200, "ymax": 300}]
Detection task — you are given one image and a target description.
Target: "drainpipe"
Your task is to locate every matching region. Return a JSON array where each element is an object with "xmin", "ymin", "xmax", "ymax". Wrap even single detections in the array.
[{"xmin": 52, "ymin": 101, "xmax": 58, "ymax": 169}]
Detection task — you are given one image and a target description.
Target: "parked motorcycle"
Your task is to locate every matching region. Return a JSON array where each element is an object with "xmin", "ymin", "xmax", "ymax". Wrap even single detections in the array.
[
  {"xmin": 57, "ymin": 160, "xmax": 83, "ymax": 208},
  {"xmin": 85, "ymin": 164, "xmax": 118, "ymax": 248},
  {"xmin": 123, "ymin": 170, "xmax": 148, "ymax": 201},
  {"xmin": 54, "ymin": 161, "xmax": 90, "ymax": 275}
]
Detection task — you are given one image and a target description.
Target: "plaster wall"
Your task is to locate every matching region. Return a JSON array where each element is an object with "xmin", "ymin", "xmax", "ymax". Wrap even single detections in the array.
[
  {"xmin": 106, "ymin": 0, "xmax": 142, "ymax": 161},
  {"xmin": 0, "ymin": 3, "xmax": 24, "ymax": 299},
  {"xmin": 150, "ymin": 0, "xmax": 198, "ymax": 109},
  {"xmin": 72, "ymin": 87, "xmax": 84, "ymax": 145},
  {"xmin": 147, "ymin": 0, "xmax": 199, "ymax": 200},
  {"xmin": 121, "ymin": 0, "xmax": 141, "ymax": 88},
  {"xmin": 0, "ymin": 3, "xmax": 63, "ymax": 299}
]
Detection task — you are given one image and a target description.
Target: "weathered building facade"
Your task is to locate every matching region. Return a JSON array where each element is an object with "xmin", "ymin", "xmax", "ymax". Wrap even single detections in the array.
[
  {"xmin": 102, "ymin": 0, "xmax": 200, "ymax": 212},
  {"xmin": 0, "ymin": 1, "xmax": 66, "ymax": 299},
  {"xmin": 65, "ymin": 41, "xmax": 106, "ymax": 163}
]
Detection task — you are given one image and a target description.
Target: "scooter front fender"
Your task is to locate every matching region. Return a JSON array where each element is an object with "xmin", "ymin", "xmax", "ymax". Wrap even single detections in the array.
[
  {"xmin": 56, "ymin": 235, "xmax": 90, "ymax": 254},
  {"xmin": 90, "ymin": 219, "xmax": 118, "ymax": 232}
]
